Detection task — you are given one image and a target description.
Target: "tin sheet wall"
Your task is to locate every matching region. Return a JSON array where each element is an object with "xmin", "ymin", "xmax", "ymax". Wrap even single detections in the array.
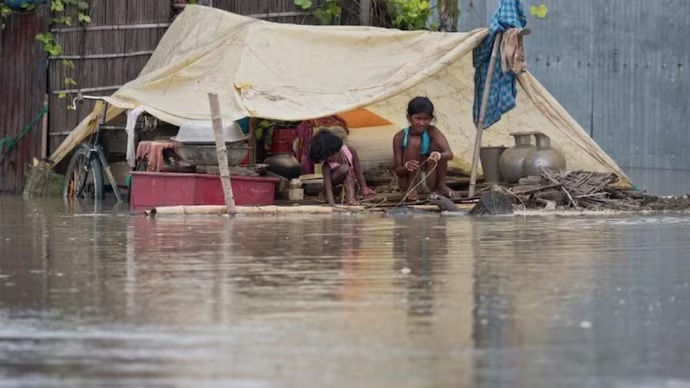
[
  {"xmin": 457, "ymin": 0, "xmax": 690, "ymax": 190},
  {"xmin": 0, "ymin": 7, "xmax": 49, "ymax": 193}
]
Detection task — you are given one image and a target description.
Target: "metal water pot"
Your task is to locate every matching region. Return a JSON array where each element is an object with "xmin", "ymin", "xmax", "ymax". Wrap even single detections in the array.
[
  {"xmin": 264, "ymin": 153, "xmax": 302, "ymax": 180},
  {"xmin": 498, "ymin": 132, "xmax": 536, "ymax": 183},
  {"xmin": 480, "ymin": 146, "xmax": 507, "ymax": 184},
  {"xmin": 523, "ymin": 132, "xmax": 566, "ymax": 176}
]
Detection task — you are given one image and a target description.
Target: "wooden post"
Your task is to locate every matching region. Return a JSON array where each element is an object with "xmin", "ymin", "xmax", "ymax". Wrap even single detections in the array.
[
  {"xmin": 468, "ymin": 32, "xmax": 503, "ymax": 199},
  {"xmin": 248, "ymin": 117, "xmax": 257, "ymax": 166},
  {"xmin": 438, "ymin": 0, "xmax": 448, "ymax": 32},
  {"xmin": 41, "ymin": 94, "xmax": 48, "ymax": 160},
  {"xmin": 208, "ymin": 93, "xmax": 236, "ymax": 214},
  {"xmin": 360, "ymin": 0, "xmax": 371, "ymax": 26}
]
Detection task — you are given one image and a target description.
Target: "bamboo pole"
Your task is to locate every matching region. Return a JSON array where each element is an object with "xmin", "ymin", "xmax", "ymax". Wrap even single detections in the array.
[
  {"xmin": 468, "ymin": 32, "xmax": 503, "ymax": 199},
  {"xmin": 51, "ymin": 23, "xmax": 170, "ymax": 33},
  {"xmin": 208, "ymin": 93, "xmax": 236, "ymax": 214},
  {"xmin": 248, "ymin": 117, "xmax": 257, "ymax": 166},
  {"xmin": 40, "ymin": 94, "xmax": 48, "ymax": 160},
  {"xmin": 360, "ymin": 0, "xmax": 371, "ymax": 26},
  {"xmin": 51, "ymin": 85, "xmax": 121, "ymax": 95},
  {"xmin": 141, "ymin": 203, "xmax": 476, "ymax": 217},
  {"xmin": 145, "ymin": 205, "xmax": 353, "ymax": 216},
  {"xmin": 50, "ymin": 50, "xmax": 155, "ymax": 60}
]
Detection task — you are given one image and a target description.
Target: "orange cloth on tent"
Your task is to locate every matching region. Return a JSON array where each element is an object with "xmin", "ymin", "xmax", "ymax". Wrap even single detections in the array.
[{"xmin": 338, "ymin": 109, "xmax": 392, "ymax": 128}]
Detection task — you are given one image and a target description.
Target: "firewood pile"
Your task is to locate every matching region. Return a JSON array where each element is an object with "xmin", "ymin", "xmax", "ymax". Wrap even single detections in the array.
[{"xmin": 507, "ymin": 168, "xmax": 690, "ymax": 211}]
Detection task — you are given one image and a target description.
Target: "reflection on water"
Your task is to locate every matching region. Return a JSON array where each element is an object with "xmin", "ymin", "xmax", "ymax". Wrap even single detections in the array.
[{"xmin": 1, "ymin": 196, "xmax": 690, "ymax": 387}]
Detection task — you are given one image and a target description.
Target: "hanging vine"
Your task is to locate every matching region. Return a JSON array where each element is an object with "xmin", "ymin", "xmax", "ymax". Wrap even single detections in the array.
[
  {"xmin": 295, "ymin": 0, "xmax": 436, "ymax": 30},
  {"xmin": 1, "ymin": 0, "xmax": 91, "ymax": 107}
]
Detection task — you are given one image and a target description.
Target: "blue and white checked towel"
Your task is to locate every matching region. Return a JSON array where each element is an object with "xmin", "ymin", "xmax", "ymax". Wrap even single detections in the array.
[{"xmin": 472, "ymin": 0, "xmax": 527, "ymax": 129}]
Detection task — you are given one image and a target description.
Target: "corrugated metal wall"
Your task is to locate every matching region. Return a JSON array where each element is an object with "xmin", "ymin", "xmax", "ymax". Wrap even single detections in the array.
[
  {"xmin": 456, "ymin": 0, "xmax": 690, "ymax": 194},
  {"xmin": 0, "ymin": 7, "xmax": 49, "ymax": 193}
]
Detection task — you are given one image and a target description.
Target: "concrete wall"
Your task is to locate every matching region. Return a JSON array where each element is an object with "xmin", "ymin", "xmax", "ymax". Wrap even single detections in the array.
[{"xmin": 450, "ymin": 0, "xmax": 690, "ymax": 195}]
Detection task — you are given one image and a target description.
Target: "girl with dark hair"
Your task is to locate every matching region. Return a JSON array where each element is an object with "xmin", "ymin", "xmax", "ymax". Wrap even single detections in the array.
[
  {"xmin": 310, "ymin": 130, "xmax": 375, "ymax": 205},
  {"xmin": 392, "ymin": 96, "xmax": 456, "ymax": 201}
]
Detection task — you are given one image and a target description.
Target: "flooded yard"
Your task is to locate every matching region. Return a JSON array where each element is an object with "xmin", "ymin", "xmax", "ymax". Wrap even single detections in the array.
[{"xmin": 1, "ymin": 196, "xmax": 689, "ymax": 387}]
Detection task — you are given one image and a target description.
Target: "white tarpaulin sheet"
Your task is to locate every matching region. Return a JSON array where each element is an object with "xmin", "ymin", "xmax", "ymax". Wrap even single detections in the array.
[{"xmin": 51, "ymin": 5, "xmax": 629, "ymax": 185}]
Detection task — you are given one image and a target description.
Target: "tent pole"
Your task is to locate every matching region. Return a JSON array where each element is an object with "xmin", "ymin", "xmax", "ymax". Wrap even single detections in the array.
[{"xmin": 468, "ymin": 32, "xmax": 503, "ymax": 199}]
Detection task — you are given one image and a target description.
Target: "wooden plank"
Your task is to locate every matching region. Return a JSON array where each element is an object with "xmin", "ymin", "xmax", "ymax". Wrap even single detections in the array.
[
  {"xmin": 51, "ymin": 23, "xmax": 170, "ymax": 33},
  {"xmin": 50, "ymin": 51, "xmax": 155, "ymax": 60}
]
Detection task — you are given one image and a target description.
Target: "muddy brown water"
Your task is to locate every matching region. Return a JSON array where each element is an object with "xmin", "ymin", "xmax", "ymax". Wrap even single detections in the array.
[{"xmin": 1, "ymin": 196, "xmax": 690, "ymax": 388}]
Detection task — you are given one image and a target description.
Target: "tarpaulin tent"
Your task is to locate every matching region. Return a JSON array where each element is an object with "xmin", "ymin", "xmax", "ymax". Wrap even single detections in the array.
[{"xmin": 50, "ymin": 5, "xmax": 630, "ymax": 186}]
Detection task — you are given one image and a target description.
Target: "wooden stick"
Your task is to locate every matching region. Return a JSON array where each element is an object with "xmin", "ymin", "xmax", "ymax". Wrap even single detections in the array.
[
  {"xmin": 208, "ymin": 93, "xmax": 236, "ymax": 215},
  {"xmin": 50, "ymin": 50, "xmax": 155, "ymax": 60},
  {"xmin": 51, "ymin": 85, "xmax": 121, "ymax": 95},
  {"xmin": 248, "ymin": 117, "xmax": 257, "ymax": 166},
  {"xmin": 142, "ymin": 203, "xmax": 472, "ymax": 217},
  {"xmin": 51, "ymin": 23, "xmax": 171, "ymax": 33},
  {"xmin": 145, "ymin": 205, "xmax": 352, "ymax": 216},
  {"xmin": 468, "ymin": 32, "xmax": 503, "ymax": 199},
  {"xmin": 40, "ymin": 94, "xmax": 48, "ymax": 160},
  {"xmin": 360, "ymin": 0, "xmax": 371, "ymax": 25}
]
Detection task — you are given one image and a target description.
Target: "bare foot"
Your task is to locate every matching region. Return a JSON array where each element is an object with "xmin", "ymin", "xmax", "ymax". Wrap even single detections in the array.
[
  {"xmin": 407, "ymin": 189, "xmax": 419, "ymax": 202},
  {"xmin": 361, "ymin": 187, "xmax": 376, "ymax": 197},
  {"xmin": 436, "ymin": 185, "xmax": 456, "ymax": 198}
]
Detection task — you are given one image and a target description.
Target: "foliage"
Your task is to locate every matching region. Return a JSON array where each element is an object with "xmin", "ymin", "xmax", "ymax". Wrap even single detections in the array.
[
  {"xmin": 295, "ymin": 0, "xmax": 340, "ymax": 25},
  {"xmin": 384, "ymin": 0, "xmax": 431, "ymax": 30},
  {"xmin": 529, "ymin": 3, "xmax": 548, "ymax": 19},
  {"xmin": 1, "ymin": 0, "xmax": 91, "ymax": 108},
  {"xmin": 294, "ymin": 0, "xmax": 434, "ymax": 30}
]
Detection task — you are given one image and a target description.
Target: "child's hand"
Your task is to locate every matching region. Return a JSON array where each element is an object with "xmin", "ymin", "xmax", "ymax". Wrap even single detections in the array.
[
  {"xmin": 404, "ymin": 160, "xmax": 419, "ymax": 171},
  {"xmin": 361, "ymin": 187, "xmax": 376, "ymax": 197}
]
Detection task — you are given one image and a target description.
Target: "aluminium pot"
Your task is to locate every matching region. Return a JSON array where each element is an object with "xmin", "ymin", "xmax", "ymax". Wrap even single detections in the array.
[{"xmin": 498, "ymin": 132, "xmax": 536, "ymax": 184}]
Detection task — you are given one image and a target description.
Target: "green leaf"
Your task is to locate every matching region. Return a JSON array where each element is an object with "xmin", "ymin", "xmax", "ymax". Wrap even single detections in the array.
[
  {"xmin": 78, "ymin": 13, "xmax": 91, "ymax": 23},
  {"xmin": 294, "ymin": 0, "xmax": 312, "ymax": 10},
  {"xmin": 51, "ymin": 0, "xmax": 64, "ymax": 12},
  {"xmin": 530, "ymin": 4, "xmax": 548, "ymax": 19},
  {"xmin": 77, "ymin": 1, "xmax": 89, "ymax": 10},
  {"xmin": 58, "ymin": 92, "xmax": 67, "ymax": 99},
  {"xmin": 21, "ymin": 3, "xmax": 36, "ymax": 11},
  {"xmin": 62, "ymin": 59, "xmax": 76, "ymax": 69},
  {"xmin": 35, "ymin": 33, "xmax": 53, "ymax": 44},
  {"xmin": 65, "ymin": 77, "xmax": 78, "ymax": 86},
  {"xmin": 45, "ymin": 43, "xmax": 63, "ymax": 56}
]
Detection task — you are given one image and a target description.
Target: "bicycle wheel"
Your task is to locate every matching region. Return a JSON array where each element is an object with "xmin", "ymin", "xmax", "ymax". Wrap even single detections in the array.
[{"xmin": 63, "ymin": 144, "xmax": 104, "ymax": 200}]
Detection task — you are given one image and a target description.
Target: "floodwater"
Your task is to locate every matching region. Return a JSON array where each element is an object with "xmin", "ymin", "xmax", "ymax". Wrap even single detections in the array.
[{"xmin": 1, "ymin": 196, "xmax": 690, "ymax": 388}]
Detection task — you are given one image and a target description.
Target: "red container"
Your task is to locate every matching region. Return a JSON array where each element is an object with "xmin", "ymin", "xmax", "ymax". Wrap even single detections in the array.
[
  {"xmin": 129, "ymin": 172, "xmax": 279, "ymax": 210},
  {"xmin": 271, "ymin": 128, "xmax": 298, "ymax": 155}
]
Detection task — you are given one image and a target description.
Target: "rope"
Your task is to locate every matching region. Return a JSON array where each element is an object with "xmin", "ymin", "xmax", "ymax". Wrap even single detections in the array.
[
  {"xmin": 0, "ymin": 106, "xmax": 49, "ymax": 165},
  {"xmin": 389, "ymin": 159, "xmax": 439, "ymax": 212}
]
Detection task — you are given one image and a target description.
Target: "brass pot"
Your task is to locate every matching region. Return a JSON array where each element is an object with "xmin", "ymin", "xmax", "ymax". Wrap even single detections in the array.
[
  {"xmin": 523, "ymin": 132, "xmax": 566, "ymax": 176},
  {"xmin": 498, "ymin": 132, "xmax": 535, "ymax": 184}
]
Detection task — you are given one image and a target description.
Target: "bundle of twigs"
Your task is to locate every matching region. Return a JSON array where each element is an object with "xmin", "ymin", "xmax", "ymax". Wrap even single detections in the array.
[{"xmin": 511, "ymin": 168, "xmax": 639, "ymax": 210}]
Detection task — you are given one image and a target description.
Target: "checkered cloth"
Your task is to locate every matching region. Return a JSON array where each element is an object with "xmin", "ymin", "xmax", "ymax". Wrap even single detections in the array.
[{"xmin": 472, "ymin": 0, "xmax": 527, "ymax": 129}]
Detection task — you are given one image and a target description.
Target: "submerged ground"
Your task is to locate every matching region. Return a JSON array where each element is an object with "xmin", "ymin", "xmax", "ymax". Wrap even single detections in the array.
[{"xmin": 1, "ymin": 196, "xmax": 689, "ymax": 387}]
